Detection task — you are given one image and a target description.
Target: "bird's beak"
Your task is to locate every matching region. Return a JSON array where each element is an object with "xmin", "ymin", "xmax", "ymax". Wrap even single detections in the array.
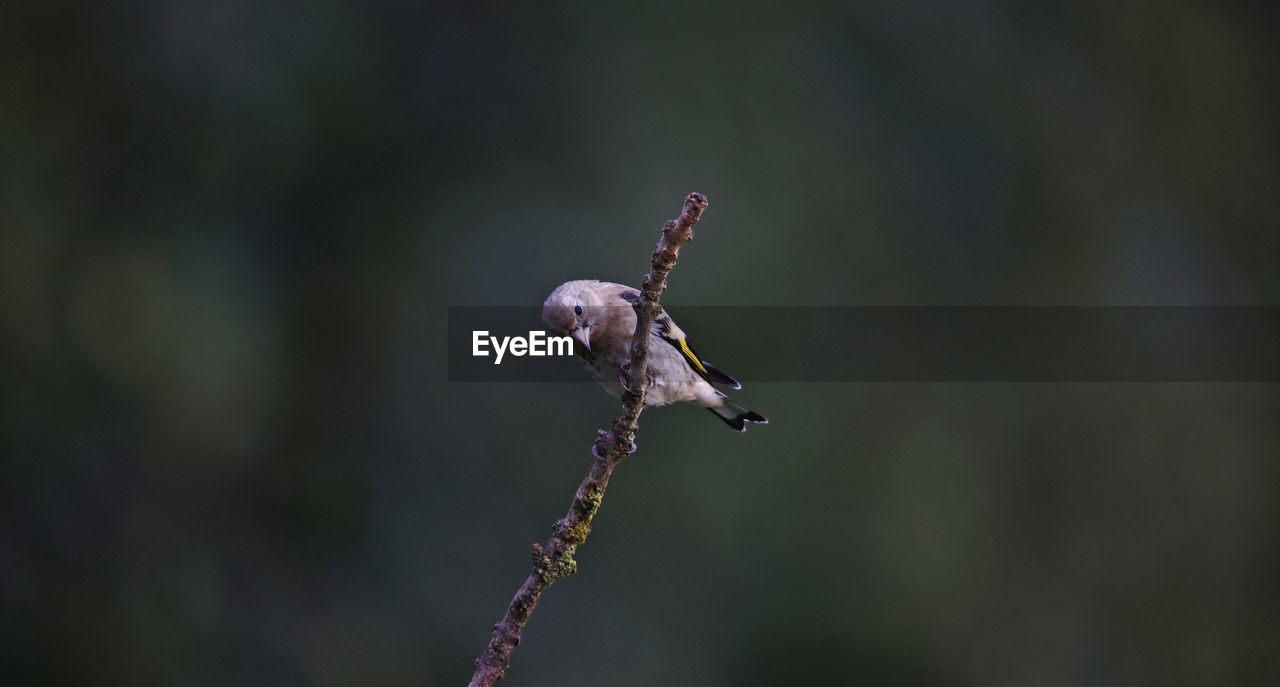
[{"xmin": 571, "ymin": 326, "xmax": 591, "ymax": 352}]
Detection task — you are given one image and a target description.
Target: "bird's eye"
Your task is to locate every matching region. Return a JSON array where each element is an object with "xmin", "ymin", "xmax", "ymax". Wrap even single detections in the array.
[{"xmin": 574, "ymin": 305, "xmax": 582, "ymax": 316}]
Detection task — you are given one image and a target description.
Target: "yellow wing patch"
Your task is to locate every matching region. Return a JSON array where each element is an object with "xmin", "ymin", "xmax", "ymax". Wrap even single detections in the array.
[{"xmin": 676, "ymin": 337, "xmax": 708, "ymax": 374}]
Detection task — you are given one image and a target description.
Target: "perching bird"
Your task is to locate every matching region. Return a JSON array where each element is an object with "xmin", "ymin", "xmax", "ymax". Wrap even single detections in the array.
[{"xmin": 542, "ymin": 279, "xmax": 767, "ymax": 431}]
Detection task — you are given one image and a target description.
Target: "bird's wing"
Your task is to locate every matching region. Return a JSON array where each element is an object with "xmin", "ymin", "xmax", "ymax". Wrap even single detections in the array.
[
  {"xmin": 653, "ymin": 311, "xmax": 743, "ymax": 390},
  {"xmin": 613, "ymin": 287, "xmax": 743, "ymax": 389}
]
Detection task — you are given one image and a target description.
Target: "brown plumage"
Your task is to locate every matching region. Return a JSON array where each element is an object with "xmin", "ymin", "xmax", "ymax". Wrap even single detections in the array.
[{"xmin": 542, "ymin": 280, "xmax": 767, "ymax": 431}]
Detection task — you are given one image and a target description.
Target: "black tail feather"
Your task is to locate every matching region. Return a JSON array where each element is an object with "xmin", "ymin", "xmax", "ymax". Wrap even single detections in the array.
[{"xmin": 708, "ymin": 403, "xmax": 768, "ymax": 432}]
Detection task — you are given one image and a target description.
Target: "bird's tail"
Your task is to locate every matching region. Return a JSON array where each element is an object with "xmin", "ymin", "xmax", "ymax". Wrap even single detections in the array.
[{"xmin": 708, "ymin": 399, "xmax": 768, "ymax": 432}]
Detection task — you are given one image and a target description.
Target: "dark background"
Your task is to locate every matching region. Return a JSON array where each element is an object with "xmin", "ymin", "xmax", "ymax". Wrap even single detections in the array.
[{"xmin": 3, "ymin": 1, "xmax": 1278, "ymax": 685}]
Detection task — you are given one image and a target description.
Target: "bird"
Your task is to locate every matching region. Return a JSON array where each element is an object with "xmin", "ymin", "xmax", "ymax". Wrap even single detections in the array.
[{"xmin": 542, "ymin": 279, "xmax": 767, "ymax": 431}]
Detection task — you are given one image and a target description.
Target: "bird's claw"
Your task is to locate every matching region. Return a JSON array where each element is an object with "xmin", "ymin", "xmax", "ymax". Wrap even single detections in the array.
[
  {"xmin": 618, "ymin": 364, "xmax": 655, "ymax": 394},
  {"xmin": 592, "ymin": 432, "xmax": 636, "ymax": 458},
  {"xmin": 618, "ymin": 366, "xmax": 639, "ymax": 394}
]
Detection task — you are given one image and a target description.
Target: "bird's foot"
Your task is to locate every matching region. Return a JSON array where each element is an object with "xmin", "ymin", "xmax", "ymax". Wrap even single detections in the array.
[{"xmin": 618, "ymin": 364, "xmax": 656, "ymax": 394}]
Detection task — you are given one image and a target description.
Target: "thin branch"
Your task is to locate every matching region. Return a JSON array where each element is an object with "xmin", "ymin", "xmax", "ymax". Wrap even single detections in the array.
[{"xmin": 467, "ymin": 192, "xmax": 708, "ymax": 687}]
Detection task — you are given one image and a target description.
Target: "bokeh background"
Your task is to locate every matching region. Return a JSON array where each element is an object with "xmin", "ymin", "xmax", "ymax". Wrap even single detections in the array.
[{"xmin": 3, "ymin": 1, "xmax": 1278, "ymax": 685}]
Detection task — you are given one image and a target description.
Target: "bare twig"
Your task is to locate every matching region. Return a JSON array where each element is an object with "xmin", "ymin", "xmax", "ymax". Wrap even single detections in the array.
[{"xmin": 467, "ymin": 192, "xmax": 708, "ymax": 687}]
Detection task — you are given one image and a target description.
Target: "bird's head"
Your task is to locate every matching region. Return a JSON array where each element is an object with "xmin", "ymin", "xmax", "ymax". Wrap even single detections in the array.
[{"xmin": 542, "ymin": 280, "xmax": 603, "ymax": 352}]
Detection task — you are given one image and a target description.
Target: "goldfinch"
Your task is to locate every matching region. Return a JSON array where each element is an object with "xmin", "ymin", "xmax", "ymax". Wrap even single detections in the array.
[{"xmin": 542, "ymin": 280, "xmax": 767, "ymax": 431}]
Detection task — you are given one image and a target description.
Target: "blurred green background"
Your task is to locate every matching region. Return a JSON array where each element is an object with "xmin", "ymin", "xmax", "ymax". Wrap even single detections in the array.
[{"xmin": 3, "ymin": 1, "xmax": 1278, "ymax": 685}]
